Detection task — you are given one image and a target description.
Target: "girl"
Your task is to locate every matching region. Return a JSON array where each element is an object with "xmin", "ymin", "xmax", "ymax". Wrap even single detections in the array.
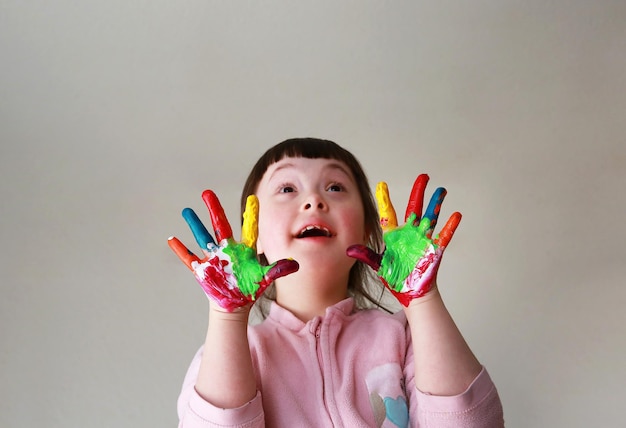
[{"xmin": 168, "ymin": 138, "xmax": 504, "ymax": 427}]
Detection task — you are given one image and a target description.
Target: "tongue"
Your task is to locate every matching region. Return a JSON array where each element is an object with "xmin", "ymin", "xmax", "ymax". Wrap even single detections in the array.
[{"xmin": 299, "ymin": 229, "xmax": 328, "ymax": 238}]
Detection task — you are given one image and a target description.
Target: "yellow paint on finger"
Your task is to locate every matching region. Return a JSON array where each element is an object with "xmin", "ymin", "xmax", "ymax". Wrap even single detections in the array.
[
  {"xmin": 376, "ymin": 182, "xmax": 398, "ymax": 232},
  {"xmin": 241, "ymin": 195, "xmax": 259, "ymax": 249}
]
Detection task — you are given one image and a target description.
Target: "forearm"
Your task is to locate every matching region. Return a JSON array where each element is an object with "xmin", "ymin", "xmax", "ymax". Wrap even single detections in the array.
[
  {"xmin": 405, "ymin": 286, "xmax": 481, "ymax": 396},
  {"xmin": 195, "ymin": 305, "xmax": 257, "ymax": 408}
]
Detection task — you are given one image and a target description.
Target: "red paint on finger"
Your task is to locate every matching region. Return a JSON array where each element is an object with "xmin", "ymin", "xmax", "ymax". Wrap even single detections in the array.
[
  {"xmin": 257, "ymin": 259, "xmax": 300, "ymax": 293},
  {"xmin": 404, "ymin": 174, "xmax": 429, "ymax": 223},
  {"xmin": 346, "ymin": 244, "xmax": 382, "ymax": 271},
  {"xmin": 202, "ymin": 190, "xmax": 233, "ymax": 242}
]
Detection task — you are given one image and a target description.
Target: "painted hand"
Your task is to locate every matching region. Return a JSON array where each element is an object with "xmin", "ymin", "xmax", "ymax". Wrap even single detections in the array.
[
  {"xmin": 347, "ymin": 174, "xmax": 461, "ymax": 307},
  {"xmin": 168, "ymin": 190, "xmax": 299, "ymax": 312}
]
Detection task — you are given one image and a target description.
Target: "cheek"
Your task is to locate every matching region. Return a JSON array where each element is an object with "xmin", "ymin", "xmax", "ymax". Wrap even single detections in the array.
[
  {"xmin": 342, "ymin": 207, "xmax": 367, "ymax": 243},
  {"xmin": 255, "ymin": 217, "xmax": 269, "ymax": 255},
  {"xmin": 255, "ymin": 207, "xmax": 282, "ymax": 255}
]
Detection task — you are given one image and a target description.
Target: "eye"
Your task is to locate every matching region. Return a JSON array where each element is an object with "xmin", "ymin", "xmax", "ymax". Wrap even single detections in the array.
[
  {"xmin": 327, "ymin": 183, "xmax": 344, "ymax": 192},
  {"xmin": 278, "ymin": 184, "xmax": 296, "ymax": 193}
]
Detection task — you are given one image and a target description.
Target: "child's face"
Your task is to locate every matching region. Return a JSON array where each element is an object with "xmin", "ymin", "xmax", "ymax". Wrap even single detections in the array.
[{"xmin": 255, "ymin": 157, "xmax": 367, "ymax": 273}]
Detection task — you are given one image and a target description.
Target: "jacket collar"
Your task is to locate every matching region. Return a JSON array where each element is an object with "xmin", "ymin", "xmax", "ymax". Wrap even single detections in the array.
[{"xmin": 267, "ymin": 297, "xmax": 356, "ymax": 331}]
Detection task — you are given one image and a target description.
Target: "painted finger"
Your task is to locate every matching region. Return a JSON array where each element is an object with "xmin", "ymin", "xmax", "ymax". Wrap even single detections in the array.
[
  {"xmin": 375, "ymin": 182, "xmax": 398, "ymax": 232},
  {"xmin": 434, "ymin": 212, "xmax": 462, "ymax": 247},
  {"xmin": 182, "ymin": 208, "xmax": 216, "ymax": 250},
  {"xmin": 257, "ymin": 258, "xmax": 300, "ymax": 292},
  {"xmin": 167, "ymin": 236, "xmax": 202, "ymax": 270},
  {"xmin": 346, "ymin": 244, "xmax": 383, "ymax": 271},
  {"xmin": 422, "ymin": 187, "xmax": 447, "ymax": 235},
  {"xmin": 241, "ymin": 195, "xmax": 259, "ymax": 249},
  {"xmin": 201, "ymin": 190, "xmax": 233, "ymax": 243},
  {"xmin": 404, "ymin": 174, "xmax": 429, "ymax": 224}
]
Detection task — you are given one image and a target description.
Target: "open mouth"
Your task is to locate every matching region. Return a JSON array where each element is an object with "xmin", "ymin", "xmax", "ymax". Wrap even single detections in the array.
[{"xmin": 296, "ymin": 225, "xmax": 333, "ymax": 238}]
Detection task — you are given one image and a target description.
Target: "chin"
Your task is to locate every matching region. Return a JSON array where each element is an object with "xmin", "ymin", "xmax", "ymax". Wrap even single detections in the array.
[{"xmin": 299, "ymin": 254, "xmax": 355, "ymax": 274}]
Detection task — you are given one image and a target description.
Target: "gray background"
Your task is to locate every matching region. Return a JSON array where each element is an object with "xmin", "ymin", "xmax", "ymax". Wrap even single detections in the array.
[{"xmin": 1, "ymin": 1, "xmax": 624, "ymax": 427}]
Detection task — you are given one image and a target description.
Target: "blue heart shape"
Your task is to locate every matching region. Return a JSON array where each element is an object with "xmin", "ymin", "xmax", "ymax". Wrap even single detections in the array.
[{"xmin": 384, "ymin": 395, "xmax": 409, "ymax": 428}]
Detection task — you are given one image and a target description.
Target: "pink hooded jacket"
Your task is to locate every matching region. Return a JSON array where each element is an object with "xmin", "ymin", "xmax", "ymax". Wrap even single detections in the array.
[{"xmin": 177, "ymin": 298, "xmax": 504, "ymax": 427}]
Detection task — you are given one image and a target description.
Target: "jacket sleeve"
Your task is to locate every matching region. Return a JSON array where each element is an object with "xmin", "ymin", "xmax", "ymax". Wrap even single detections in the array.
[
  {"xmin": 414, "ymin": 367, "xmax": 504, "ymax": 427},
  {"xmin": 177, "ymin": 346, "xmax": 265, "ymax": 428},
  {"xmin": 401, "ymin": 317, "xmax": 504, "ymax": 427}
]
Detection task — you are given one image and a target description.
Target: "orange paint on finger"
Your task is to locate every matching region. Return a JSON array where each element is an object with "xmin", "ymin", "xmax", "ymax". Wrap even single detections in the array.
[
  {"xmin": 168, "ymin": 236, "xmax": 201, "ymax": 270},
  {"xmin": 434, "ymin": 212, "xmax": 462, "ymax": 247}
]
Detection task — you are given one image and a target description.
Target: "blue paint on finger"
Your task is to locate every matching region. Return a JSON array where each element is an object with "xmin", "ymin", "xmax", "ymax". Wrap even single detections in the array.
[
  {"xmin": 182, "ymin": 208, "xmax": 216, "ymax": 250},
  {"xmin": 423, "ymin": 187, "xmax": 447, "ymax": 227}
]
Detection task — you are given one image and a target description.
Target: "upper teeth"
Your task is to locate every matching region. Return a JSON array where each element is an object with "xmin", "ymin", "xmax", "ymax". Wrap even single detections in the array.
[{"xmin": 300, "ymin": 225, "xmax": 330, "ymax": 234}]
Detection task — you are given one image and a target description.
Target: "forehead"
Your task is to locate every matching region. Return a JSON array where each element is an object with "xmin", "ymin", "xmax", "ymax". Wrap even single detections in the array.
[{"xmin": 263, "ymin": 157, "xmax": 355, "ymax": 181}]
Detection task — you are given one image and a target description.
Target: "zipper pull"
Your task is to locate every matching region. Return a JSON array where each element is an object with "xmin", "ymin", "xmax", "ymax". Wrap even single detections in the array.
[{"xmin": 309, "ymin": 316, "xmax": 321, "ymax": 338}]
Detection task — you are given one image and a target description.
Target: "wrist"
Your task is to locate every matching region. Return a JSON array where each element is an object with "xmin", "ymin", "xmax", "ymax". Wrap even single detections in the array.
[
  {"xmin": 209, "ymin": 302, "xmax": 251, "ymax": 324},
  {"xmin": 402, "ymin": 285, "xmax": 442, "ymax": 315}
]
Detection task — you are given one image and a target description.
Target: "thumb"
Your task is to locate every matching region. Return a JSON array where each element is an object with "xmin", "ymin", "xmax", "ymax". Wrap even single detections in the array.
[
  {"xmin": 256, "ymin": 258, "xmax": 300, "ymax": 296},
  {"xmin": 346, "ymin": 245, "xmax": 383, "ymax": 271}
]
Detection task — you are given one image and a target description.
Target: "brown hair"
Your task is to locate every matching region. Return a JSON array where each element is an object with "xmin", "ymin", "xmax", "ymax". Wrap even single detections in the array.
[{"xmin": 241, "ymin": 137, "xmax": 391, "ymax": 317}]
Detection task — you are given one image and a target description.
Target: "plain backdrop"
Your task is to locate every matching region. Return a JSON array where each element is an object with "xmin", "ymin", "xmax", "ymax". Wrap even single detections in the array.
[{"xmin": 1, "ymin": 1, "xmax": 624, "ymax": 427}]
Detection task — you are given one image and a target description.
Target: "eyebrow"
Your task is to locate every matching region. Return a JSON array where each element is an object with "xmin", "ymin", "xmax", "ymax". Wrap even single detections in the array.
[
  {"xmin": 325, "ymin": 162, "xmax": 354, "ymax": 179},
  {"xmin": 268, "ymin": 161, "xmax": 353, "ymax": 182}
]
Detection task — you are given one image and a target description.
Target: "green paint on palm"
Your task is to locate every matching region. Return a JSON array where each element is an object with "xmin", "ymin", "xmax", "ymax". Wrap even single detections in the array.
[
  {"xmin": 378, "ymin": 213, "xmax": 436, "ymax": 291},
  {"xmin": 223, "ymin": 242, "xmax": 268, "ymax": 298}
]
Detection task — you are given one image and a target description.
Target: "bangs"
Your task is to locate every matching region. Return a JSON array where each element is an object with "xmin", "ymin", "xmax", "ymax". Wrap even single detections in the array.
[{"xmin": 259, "ymin": 138, "xmax": 358, "ymax": 171}]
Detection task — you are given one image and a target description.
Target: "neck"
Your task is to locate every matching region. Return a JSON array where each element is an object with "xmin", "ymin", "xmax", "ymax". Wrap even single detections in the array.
[{"xmin": 274, "ymin": 267, "xmax": 350, "ymax": 322}]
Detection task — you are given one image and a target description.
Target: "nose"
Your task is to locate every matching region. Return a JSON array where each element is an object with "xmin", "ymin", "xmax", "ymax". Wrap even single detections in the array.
[{"xmin": 302, "ymin": 193, "xmax": 327, "ymax": 211}]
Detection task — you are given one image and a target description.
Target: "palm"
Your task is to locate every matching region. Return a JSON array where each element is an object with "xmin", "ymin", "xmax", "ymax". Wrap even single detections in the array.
[{"xmin": 168, "ymin": 190, "xmax": 298, "ymax": 312}]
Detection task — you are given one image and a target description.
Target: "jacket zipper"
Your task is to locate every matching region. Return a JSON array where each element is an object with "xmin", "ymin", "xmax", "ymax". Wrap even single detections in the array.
[{"xmin": 312, "ymin": 318, "xmax": 335, "ymax": 425}]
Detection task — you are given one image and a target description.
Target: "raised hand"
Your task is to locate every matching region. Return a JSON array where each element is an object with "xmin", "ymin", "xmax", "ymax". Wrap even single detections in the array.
[
  {"xmin": 347, "ymin": 174, "xmax": 461, "ymax": 307},
  {"xmin": 168, "ymin": 190, "xmax": 299, "ymax": 312}
]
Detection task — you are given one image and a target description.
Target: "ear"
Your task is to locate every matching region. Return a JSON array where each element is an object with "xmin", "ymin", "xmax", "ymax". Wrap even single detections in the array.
[
  {"xmin": 362, "ymin": 225, "xmax": 371, "ymax": 245},
  {"xmin": 255, "ymin": 236, "xmax": 264, "ymax": 255}
]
